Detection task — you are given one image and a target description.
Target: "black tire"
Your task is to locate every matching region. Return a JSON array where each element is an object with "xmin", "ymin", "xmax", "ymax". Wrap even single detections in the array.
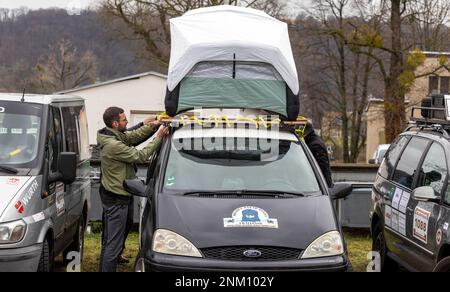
[
  {"xmin": 37, "ymin": 237, "xmax": 53, "ymax": 272},
  {"xmin": 434, "ymin": 257, "xmax": 450, "ymax": 272},
  {"xmin": 372, "ymin": 223, "xmax": 398, "ymax": 272},
  {"xmin": 63, "ymin": 216, "xmax": 85, "ymax": 266}
]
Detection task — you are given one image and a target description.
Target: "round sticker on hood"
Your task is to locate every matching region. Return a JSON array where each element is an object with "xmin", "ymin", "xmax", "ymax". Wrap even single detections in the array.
[{"xmin": 223, "ymin": 206, "xmax": 278, "ymax": 228}]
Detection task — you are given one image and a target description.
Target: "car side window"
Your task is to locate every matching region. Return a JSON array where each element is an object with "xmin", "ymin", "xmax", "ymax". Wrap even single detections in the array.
[
  {"xmin": 48, "ymin": 107, "xmax": 63, "ymax": 173},
  {"xmin": 392, "ymin": 137, "xmax": 430, "ymax": 189},
  {"xmin": 446, "ymin": 187, "xmax": 450, "ymax": 205},
  {"xmin": 416, "ymin": 142, "xmax": 448, "ymax": 195},
  {"xmin": 61, "ymin": 106, "xmax": 82, "ymax": 159},
  {"xmin": 378, "ymin": 136, "xmax": 409, "ymax": 179}
]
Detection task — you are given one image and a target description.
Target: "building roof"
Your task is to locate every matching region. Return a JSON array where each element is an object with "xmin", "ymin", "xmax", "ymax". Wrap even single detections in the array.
[
  {"xmin": 0, "ymin": 93, "xmax": 83, "ymax": 105},
  {"xmin": 421, "ymin": 51, "xmax": 450, "ymax": 57},
  {"xmin": 56, "ymin": 71, "xmax": 167, "ymax": 94}
]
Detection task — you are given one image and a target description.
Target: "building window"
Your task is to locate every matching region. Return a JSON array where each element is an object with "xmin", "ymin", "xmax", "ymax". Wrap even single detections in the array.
[
  {"xmin": 428, "ymin": 76, "xmax": 450, "ymax": 94},
  {"xmin": 441, "ymin": 77, "xmax": 450, "ymax": 94},
  {"xmin": 429, "ymin": 76, "xmax": 439, "ymax": 94}
]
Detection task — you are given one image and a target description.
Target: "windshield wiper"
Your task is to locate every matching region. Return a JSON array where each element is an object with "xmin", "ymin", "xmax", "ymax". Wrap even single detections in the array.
[
  {"xmin": 183, "ymin": 190, "xmax": 305, "ymax": 198},
  {"xmin": 0, "ymin": 165, "xmax": 19, "ymax": 174}
]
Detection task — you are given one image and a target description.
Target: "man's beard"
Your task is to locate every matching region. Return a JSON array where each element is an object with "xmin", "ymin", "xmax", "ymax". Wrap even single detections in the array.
[{"xmin": 118, "ymin": 125, "xmax": 127, "ymax": 133}]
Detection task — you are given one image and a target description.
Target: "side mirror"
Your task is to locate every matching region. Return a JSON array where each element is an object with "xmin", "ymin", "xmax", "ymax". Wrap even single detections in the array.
[
  {"xmin": 412, "ymin": 186, "xmax": 440, "ymax": 202},
  {"xmin": 52, "ymin": 152, "xmax": 76, "ymax": 184},
  {"xmin": 60, "ymin": 152, "xmax": 77, "ymax": 184},
  {"xmin": 368, "ymin": 159, "xmax": 376, "ymax": 164},
  {"xmin": 124, "ymin": 179, "xmax": 147, "ymax": 198},
  {"xmin": 330, "ymin": 182, "xmax": 353, "ymax": 200}
]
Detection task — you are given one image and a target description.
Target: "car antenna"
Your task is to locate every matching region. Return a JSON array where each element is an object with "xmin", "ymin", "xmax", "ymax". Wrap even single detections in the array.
[{"xmin": 21, "ymin": 87, "xmax": 26, "ymax": 103}]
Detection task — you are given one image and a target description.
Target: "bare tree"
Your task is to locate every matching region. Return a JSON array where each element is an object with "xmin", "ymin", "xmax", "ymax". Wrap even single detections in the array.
[
  {"xmin": 300, "ymin": 0, "xmax": 375, "ymax": 162},
  {"xmin": 406, "ymin": 0, "xmax": 450, "ymax": 51},
  {"xmin": 34, "ymin": 39, "xmax": 98, "ymax": 93},
  {"xmin": 342, "ymin": 0, "xmax": 450, "ymax": 143},
  {"xmin": 100, "ymin": 0, "xmax": 286, "ymax": 68}
]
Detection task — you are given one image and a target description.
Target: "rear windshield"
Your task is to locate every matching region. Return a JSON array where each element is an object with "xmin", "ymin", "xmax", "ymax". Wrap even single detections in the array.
[
  {"xmin": 163, "ymin": 137, "xmax": 320, "ymax": 194},
  {"xmin": 0, "ymin": 101, "xmax": 42, "ymax": 169}
]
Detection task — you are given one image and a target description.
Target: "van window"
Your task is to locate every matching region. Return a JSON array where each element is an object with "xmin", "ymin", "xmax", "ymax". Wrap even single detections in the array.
[
  {"xmin": 48, "ymin": 107, "xmax": 63, "ymax": 173},
  {"xmin": 0, "ymin": 101, "xmax": 42, "ymax": 168},
  {"xmin": 62, "ymin": 106, "xmax": 87, "ymax": 159},
  {"xmin": 445, "ymin": 187, "xmax": 450, "ymax": 205},
  {"xmin": 378, "ymin": 136, "xmax": 409, "ymax": 179},
  {"xmin": 416, "ymin": 142, "xmax": 448, "ymax": 195},
  {"xmin": 78, "ymin": 106, "xmax": 90, "ymax": 161},
  {"xmin": 163, "ymin": 138, "xmax": 320, "ymax": 194},
  {"xmin": 392, "ymin": 137, "xmax": 430, "ymax": 189}
]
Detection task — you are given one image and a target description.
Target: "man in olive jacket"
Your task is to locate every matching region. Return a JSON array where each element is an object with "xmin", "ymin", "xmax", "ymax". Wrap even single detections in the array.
[{"xmin": 98, "ymin": 107, "xmax": 168, "ymax": 272}]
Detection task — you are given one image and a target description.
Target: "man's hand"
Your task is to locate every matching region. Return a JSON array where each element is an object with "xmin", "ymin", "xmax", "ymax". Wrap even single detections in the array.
[
  {"xmin": 144, "ymin": 115, "xmax": 161, "ymax": 127},
  {"xmin": 156, "ymin": 126, "xmax": 170, "ymax": 140}
]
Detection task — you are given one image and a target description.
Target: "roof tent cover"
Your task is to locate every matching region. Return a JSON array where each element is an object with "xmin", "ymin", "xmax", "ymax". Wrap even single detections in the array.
[{"xmin": 165, "ymin": 5, "xmax": 299, "ymax": 119}]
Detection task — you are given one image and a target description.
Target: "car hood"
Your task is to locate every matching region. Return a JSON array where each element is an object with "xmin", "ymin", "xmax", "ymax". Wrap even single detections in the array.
[
  {"xmin": 0, "ymin": 176, "xmax": 31, "ymax": 218},
  {"xmin": 155, "ymin": 194, "xmax": 338, "ymax": 249}
]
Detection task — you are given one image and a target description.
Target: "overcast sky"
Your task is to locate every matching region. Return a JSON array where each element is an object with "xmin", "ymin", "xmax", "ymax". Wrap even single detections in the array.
[
  {"xmin": 0, "ymin": 0, "xmax": 96, "ymax": 9},
  {"xmin": 2, "ymin": 0, "xmax": 308, "ymax": 10}
]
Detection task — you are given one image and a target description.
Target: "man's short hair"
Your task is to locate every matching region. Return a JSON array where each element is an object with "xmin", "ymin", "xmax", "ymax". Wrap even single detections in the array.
[{"xmin": 103, "ymin": 107, "xmax": 124, "ymax": 128}]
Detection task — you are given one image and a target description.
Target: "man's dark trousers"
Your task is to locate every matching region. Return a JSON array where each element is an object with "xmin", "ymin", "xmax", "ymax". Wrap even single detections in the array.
[{"xmin": 99, "ymin": 185, "xmax": 131, "ymax": 272}]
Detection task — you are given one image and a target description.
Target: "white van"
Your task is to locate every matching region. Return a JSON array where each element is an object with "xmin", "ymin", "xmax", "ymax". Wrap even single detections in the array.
[{"xmin": 0, "ymin": 94, "xmax": 90, "ymax": 272}]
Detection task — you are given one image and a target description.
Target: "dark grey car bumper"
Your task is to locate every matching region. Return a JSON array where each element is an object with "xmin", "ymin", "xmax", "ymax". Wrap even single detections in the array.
[{"xmin": 143, "ymin": 251, "xmax": 350, "ymax": 272}]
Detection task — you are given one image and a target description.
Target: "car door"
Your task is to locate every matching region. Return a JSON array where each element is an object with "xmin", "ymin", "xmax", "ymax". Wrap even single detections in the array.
[
  {"xmin": 403, "ymin": 141, "xmax": 448, "ymax": 271},
  {"xmin": 61, "ymin": 105, "xmax": 86, "ymax": 230},
  {"xmin": 48, "ymin": 106, "xmax": 67, "ymax": 240},
  {"xmin": 385, "ymin": 136, "xmax": 431, "ymax": 266}
]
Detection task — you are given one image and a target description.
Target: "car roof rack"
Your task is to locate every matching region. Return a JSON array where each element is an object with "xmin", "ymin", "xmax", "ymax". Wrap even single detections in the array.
[
  {"xmin": 159, "ymin": 112, "xmax": 308, "ymax": 129},
  {"xmin": 407, "ymin": 106, "xmax": 450, "ymax": 138}
]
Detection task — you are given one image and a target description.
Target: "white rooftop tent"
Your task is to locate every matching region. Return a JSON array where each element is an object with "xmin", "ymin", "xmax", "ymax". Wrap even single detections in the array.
[
  {"xmin": 167, "ymin": 5, "xmax": 299, "ymax": 94},
  {"xmin": 165, "ymin": 5, "xmax": 299, "ymax": 120}
]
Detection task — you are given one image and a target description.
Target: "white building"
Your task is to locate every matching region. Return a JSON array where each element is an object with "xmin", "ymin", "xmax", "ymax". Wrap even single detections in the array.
[{"xmin": 58, "ymin": 71, "xmax": 167, "ymax": 146}]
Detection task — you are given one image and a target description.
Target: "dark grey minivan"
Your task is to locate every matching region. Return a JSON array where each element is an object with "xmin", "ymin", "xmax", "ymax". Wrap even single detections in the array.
[{"xmin": 125, "ymin": 123, "xmax": 352, "ymax": 272}]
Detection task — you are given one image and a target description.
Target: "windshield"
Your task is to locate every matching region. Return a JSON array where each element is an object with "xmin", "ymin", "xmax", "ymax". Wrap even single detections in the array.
[
  {"xmin": 163, "ymin": 137, "xmax": 321, "ymax": 194},
  {"xmin": 0, "ymin": 101, "xmax": 42, "ymax": 169}
]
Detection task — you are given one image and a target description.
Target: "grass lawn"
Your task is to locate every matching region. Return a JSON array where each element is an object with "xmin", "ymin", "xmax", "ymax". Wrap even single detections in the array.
[
  {"xmin": 344, "ymin": 230, "xmax": 372, "ymax": 272},
  {"xmin": 72, "ymin": 229, "xmax": 372, "ymax": 272}
]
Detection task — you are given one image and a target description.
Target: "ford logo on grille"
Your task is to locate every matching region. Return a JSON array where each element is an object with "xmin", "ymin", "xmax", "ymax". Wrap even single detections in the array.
[{"xmin": 243, "ymin": 249, "xmax": 262, "ymax": 258}]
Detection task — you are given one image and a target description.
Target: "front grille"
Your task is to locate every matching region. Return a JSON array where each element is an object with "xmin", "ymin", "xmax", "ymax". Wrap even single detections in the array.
[{"xmin": 201, "ymin": 246, "xmax": 302, "ymax": 261}]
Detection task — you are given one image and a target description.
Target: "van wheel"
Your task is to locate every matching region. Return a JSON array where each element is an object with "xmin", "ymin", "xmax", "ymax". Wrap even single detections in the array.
[
  {"xmin": 372, "ymin": 223, "xmax": 398, "ymax": 272},
  {"xmin": 434, "ymin": 257, "xmax": 450, "ymax": 272},
  {"xmin": 37, "ymin": 237, "xmax": 53, "ymax": 272},
  {"xmin": 63, "ymin": 216, "xmax": 85, "ymax": 266}
]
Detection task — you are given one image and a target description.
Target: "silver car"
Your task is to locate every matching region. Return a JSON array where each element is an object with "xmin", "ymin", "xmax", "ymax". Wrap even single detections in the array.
[{"xmin": 0, "ymin": 94, "xmax": 90, "ymax": 272}]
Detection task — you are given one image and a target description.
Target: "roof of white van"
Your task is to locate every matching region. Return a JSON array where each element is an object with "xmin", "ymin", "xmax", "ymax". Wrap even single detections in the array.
[
  {"xmin": 173, "ymin": 126, "xmax": 299, "ymax": 142},
  {"xmin": 0, "ymin": 93, "xmax": 83, "ymax": 104}
]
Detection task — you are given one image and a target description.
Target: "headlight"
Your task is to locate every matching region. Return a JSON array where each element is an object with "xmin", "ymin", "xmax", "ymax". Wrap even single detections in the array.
[
  {"xmin": 301, "ymin": 231, "xmax": 344, "ymax": 259},
  {"xmin": 0, "ymin": 220, "xmax": 26, "ymax": 244},
  {"xmin": 152, "ymin": 229, "xmax": 202, "ymax": 258}
]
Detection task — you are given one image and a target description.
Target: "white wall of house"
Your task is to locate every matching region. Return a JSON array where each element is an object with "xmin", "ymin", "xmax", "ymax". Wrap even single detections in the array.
[{"xmin": 60, "ymin": 73, "xmax": 167, "ymax": 145}]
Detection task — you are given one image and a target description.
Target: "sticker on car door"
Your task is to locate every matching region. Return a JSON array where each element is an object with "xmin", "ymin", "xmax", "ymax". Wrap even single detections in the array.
[
  {"xmin": 413, "ymin": 207, "xmax": 431, "ymax": 244},
  {"xmin": 55, "ymin": 183, "xmax": 65, "ymax": 217}
]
